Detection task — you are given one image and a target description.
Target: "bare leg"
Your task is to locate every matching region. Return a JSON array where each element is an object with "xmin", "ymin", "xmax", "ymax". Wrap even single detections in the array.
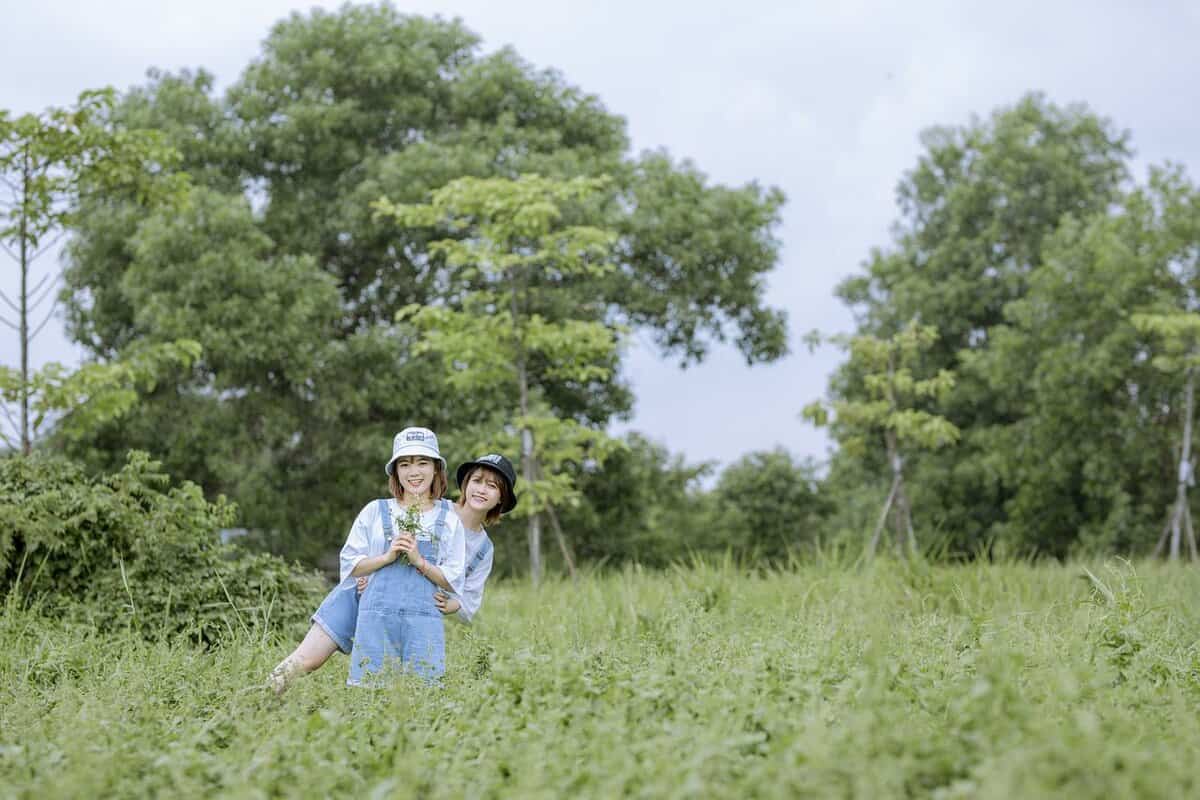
[{"xmin": 268, "ymin": 624, "xmax": 340, "ymax": 696}]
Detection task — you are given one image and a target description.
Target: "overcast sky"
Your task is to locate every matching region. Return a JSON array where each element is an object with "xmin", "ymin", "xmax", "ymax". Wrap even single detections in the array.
[{"xmin": 4, "ymin": 1, "xmax": 1200, "ymax": 471}]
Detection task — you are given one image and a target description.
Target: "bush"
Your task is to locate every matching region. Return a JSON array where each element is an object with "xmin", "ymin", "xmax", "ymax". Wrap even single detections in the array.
[
  {"xmin": 705, "ymin": 449, "xmax": 831, "ymax": 562},
  {"xmin": 0, "ymin": 451, "xmax": 325, "ymax": 645}
]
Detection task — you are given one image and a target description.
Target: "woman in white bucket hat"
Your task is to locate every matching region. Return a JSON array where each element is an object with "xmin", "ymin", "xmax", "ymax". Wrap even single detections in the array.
[{"xmin": 269, "ymin": 426, "xmax": 468, "ymax": 691}]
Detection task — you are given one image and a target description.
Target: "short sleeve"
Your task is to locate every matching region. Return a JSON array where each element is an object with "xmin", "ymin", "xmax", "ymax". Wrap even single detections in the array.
[
  {"xmin": 453, "ymin": 542, "xmax": 494, "ymax": 625},
  {"xmin": 435, "ymin": 509, "xmax": 467, "ymax": 595},
  {"xmin": 339, "ymin": 502, "xmax": 378, "ymax": 582}
]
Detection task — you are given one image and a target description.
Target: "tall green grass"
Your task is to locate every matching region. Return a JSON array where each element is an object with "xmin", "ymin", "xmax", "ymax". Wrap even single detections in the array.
[{"xmin": 3, "ymin": 560, "xmax": 1199, "ymax": 798}]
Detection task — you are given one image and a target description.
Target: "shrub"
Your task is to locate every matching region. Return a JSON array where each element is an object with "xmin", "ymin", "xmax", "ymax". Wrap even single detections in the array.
[{"xmin": 0, "ymin": 451, "xmax": 325, "ymax": 644}]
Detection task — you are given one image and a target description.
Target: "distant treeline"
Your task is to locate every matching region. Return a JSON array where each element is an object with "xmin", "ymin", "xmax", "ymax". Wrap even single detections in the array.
[{"xmin": 16, "ymin": 5, "xmax": 1199, "ymax": 572}]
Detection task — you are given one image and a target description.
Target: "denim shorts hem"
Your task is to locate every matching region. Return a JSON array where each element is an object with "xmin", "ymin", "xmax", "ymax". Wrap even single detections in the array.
[{"xmin": 311, "ymin": 613, "xmax": 352, "ymax": 654}]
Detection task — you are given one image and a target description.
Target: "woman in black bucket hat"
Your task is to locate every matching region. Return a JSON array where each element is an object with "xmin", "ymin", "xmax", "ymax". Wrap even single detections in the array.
[{"xmin": 433, "ymin": 453, "xmax": 518, "ymax": 624}]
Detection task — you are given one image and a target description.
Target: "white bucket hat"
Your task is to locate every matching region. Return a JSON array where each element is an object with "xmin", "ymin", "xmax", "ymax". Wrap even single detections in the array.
[{"xmin": 384, "ymin": 427, "xmax": 446, "ymax": 476}]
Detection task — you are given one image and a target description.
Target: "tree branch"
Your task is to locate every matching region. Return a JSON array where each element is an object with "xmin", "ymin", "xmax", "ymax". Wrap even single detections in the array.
[
  {"xmin": 0, "ymin": 288, "xmax": 19, "ymax": 314},
  {"xmin": 28, "ymin": 274, "xmax": 61, "ymax": 313},
  {"xmin": 0, "ymin": 241, "xmax": 20, "ymax": 264},
  {"xmin": 30, "ymin": 231, "xmax": 67, "ymax": 263},
  {"xmin": 29, "ymin": 298, "xmax": 60, "ymax": 340},
  {"xmin": 29, "ymin": 271, "xmax": 52, "ymax": 296},
  {"xmin": 0, "ymin": 314, "xmax": 18, "ymax": 331},
  {"xmin": 0, "ymin": 402, "xmax": 22, "ymax": 444}
]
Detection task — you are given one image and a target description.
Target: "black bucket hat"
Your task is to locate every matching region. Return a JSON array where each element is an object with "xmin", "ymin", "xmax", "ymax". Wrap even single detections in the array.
[{"xmin": 456, "ymin": 454, "xmax": 518, "ymax": 513}]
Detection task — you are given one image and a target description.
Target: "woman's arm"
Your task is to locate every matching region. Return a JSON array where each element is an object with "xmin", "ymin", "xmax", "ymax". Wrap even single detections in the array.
[
  {"xmin": 451, "ymin": 546, "xmax": 494, "ymax": 625},
  {"xmin": 340, "ymin": 503, "xmax": 381, "ymax": 581},
  {"xmin": 349, "ymin": 548, "xmax": 399, "ymax": 577},
  {"xmin": 396, "ymin": 536, "xmax": 453, "ymax": 591},
  {"xmin": 393, "ymin": 511, "xmax": 467, "ymax": 591}
]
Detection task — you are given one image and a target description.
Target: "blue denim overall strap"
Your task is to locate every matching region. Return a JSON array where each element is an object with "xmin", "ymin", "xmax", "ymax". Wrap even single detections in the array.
[
  {"xmin": 468, "ymin": 536, "xmax": 494, "ymax": 573},
  {"xmin": 348, "ymin": 499, "xmax": 450, "ymax": 685},
  {"xmin": 310, "ymin": 500, "xmax": 408, "ymax": 655}
]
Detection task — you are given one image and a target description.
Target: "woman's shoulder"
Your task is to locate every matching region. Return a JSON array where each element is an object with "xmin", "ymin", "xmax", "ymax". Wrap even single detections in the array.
[
  {"xmin": 468, "ymin": 527, "xmax": 493, "ymax": 554},
  {"xmin": 354, "ymin": 499, "xmax": 390, "ymax": 521},
  {"xmin": 438, "ymin": 498, "xmax": 463, "ymax": 522}
]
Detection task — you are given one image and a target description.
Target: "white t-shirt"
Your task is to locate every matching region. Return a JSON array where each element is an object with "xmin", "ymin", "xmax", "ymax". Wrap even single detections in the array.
[
  {"xmin": 338, "ymin": 499, "xmax": 467, "ymax": 595},
  {"xmin": 449, "ymin": 525, "xmax": 495, "ymax": 625}
]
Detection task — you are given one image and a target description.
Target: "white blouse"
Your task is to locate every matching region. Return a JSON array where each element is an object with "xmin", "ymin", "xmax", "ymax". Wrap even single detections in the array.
[
  {"xmin": 338, "ymin": 499, "xmax": 467, "ymax": 595},
  {"xmin": 450, "ymin": 526, "xmax": 495, "ymax": 625}
]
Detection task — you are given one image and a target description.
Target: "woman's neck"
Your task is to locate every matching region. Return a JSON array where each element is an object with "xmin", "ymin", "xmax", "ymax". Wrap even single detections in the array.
[
  {"xmin": 399, "ymin": 495, "xmax": 434, "ymax": 512},
  {"xmin": 456, "ymin": 503, "xmax": 486, "ymax": 532}
]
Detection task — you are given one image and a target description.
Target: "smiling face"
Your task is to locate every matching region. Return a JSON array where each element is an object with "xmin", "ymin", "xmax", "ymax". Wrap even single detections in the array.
[
  {"xmin": 392, "ymin": 455, "xmax": 437, "ymax": 501},
  {"xmin": 458, "ymin": 466, "xmax": 509, "ymax": 526}
]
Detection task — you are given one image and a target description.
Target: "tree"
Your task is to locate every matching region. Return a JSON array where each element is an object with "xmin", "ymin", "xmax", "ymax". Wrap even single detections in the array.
[
  {"xmin": 1133, "ymin": 312, "xmax": 1200, "ymax": 560},
  {"xmin": 375, "ymin": 174, "xmax": 623, "ymax": 583},
  {"xmin": 546, "ymin": 432, "xmax": 712, "ymax": 570},
  {"xmin": 60, "ymin": 7, "xmax": 790, "ymax": 567},
  {"xmin": 0, "ymin": 89, "xmax": 185, "ymax": 452},
  {"xmin": 705, "ymin": 449, "xmax": 830, "ymax": 562},
  {"xmin": 0, "ymin": 339, "xmax": 200, "ymax": 452},
  {"xmin": 828, "ymin": 94, "xmax": 1131, "ymax": 554},
  {"xmin": 961, "ymin": 167, "xmax": 1198, "ymax": 558},
  {"xmin": 1128, "ymin": 171, "xmax": 1200, "ymax": 560},
  {"xmin": 805, "ymin": 322, "xmax": 959, "ymax": 556}
]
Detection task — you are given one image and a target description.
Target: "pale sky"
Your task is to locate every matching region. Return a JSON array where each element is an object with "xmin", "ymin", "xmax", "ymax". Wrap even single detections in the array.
[{"xmin": 4, "ymin": 1, "xmax": 1200, "ymax": 472}]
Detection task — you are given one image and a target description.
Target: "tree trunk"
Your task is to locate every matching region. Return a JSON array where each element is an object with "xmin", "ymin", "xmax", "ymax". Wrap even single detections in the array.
[
  {"xmin": 512, "ymin": 276, "xmax": 541, "ymax": 584},
  {"xmin": 1167, "ymin": 370, "xmax": 1195, "ymax": 561},
  {"xmin": 523, "ymin": 430, "xmax": 542, "ymax": 584},
  {"xmin": 544, "ymin": 501, "xmax": 578, "ymax": 582},
  {"xmin": 885, "ymin": 430, "xmax": 917, "ymax": 557},
  {"xmin": 19, "ymin": 152, "xmax": 30, "ymax": 455},
  {"xmin": 869, "ymin": 473, "xmax": 899, "ymax": 558}
]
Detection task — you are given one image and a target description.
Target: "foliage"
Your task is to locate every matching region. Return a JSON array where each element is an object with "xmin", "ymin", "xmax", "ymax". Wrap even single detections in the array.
[
  {"xmin": 544, "ymin": 432, "xmax": 712, "ymax": 571},
  {"xmin": 804, "ymin": 321, "xmax": 959, "ymax": 457},
  {"xmin": 825, "ymin": 94, "xmax": 1139, "ymax": 555},
  {"xmin": 375, "ymin": 175, "xmax": 623, "ymax": 517},
  {"xmin": 0, "ymin": 340, "xmax": 201, "ymax": 451},
  {"xmin": 0, "ymin": 88, "xmax": 188, "ymax": 453},
  {"xmin": 0, "ymin": 88, "xmax": 184, "ymax": 250},
  {"xmin": 705, "ymin": 449, "xmax": 831, "ymax": 562},
  {"xmin": 0, "ymin": 452, "xmax": 324, "ymax": 645},
  {"xmin": 4, "ymin": 561, "xmax": 1200, "ymax": 797},
  {"xmin": 58, "ymin": 6, "xmax": 789, "ymax": 566},
  {"xmin": 960, "ymin": 169, "xmax": 1200, "ymax": 557}
]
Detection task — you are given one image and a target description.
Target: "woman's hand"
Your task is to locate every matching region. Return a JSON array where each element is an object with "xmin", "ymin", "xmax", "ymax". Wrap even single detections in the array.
[
  {"xmin": 394, "ymin": 533, "xmax": 427, "ymax": 570},
  {"xmin": 355, "ymin": 576, "xmax": 369, "ymax": 594},
  {"xmin": 434, "ymin": 592, "xmax": 460, "ymax": 615},
  {"xmin": 387, "ymin": 534, "xmax": 407, "ymax": 563}
]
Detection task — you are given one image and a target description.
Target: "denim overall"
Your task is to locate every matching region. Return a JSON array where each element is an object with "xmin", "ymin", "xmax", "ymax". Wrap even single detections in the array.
[
  {"xmin": 350, "ymin": 499, "xmax": 449, "ymax": 684},
  {"xmin": 310, "ymin": 499, "xmax": 450, "ymax": 684}
]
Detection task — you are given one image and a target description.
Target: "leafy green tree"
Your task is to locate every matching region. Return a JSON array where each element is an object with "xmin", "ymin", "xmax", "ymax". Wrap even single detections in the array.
[
  {"xmin": 0, "ymin": 340, "xmax": 200, "ymax": 451},
  {"xmin": 544, "ymin": 433, "xmax": 711, "ymax": 571},
  {"xmin": 375, "ymin": 174, "xmax": 623, "ymax": 582},
  {"xmin": 962, "ymin": 167, "xmax": 1198, "ymax": 557},
  {"xmin": 60, "ymin": 7, "xmax": 789, "ymax": 567},
  {"xmin": 0, "ymin": 89, "xmax": 187, "ymax": 453},
  {"xmin": 705, "ymin": 449, "xmax": 830, "ymax": 562},
  {"xmin": 828, "ymin": 94, "xmax": 1131, "ymax": 554},
  {"xmin": 1132, "ymin": 312, "xmax": 1200, "ymax": 560},
  {"xmin": 1129, "ymin": 169, "xmax": 1200, "ymax": 561},
  {"xmin": 805, "ymin": 322, "xmax": 958, "ymax": 556}
]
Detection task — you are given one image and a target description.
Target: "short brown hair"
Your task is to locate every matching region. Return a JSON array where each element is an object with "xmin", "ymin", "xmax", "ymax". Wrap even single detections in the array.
[
  {"xmin": 456, "ymin": 465, "xmax": 511, "ymax": 527},
  {"xmin": 389, "ymin": 460, "xmax": 448, "ymax": 502}
]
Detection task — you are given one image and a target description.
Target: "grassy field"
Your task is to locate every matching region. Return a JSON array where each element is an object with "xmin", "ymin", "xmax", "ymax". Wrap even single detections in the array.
[{"xmin": 2, "ymin": 559, "xmax": 1199, "ymax": 798}]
